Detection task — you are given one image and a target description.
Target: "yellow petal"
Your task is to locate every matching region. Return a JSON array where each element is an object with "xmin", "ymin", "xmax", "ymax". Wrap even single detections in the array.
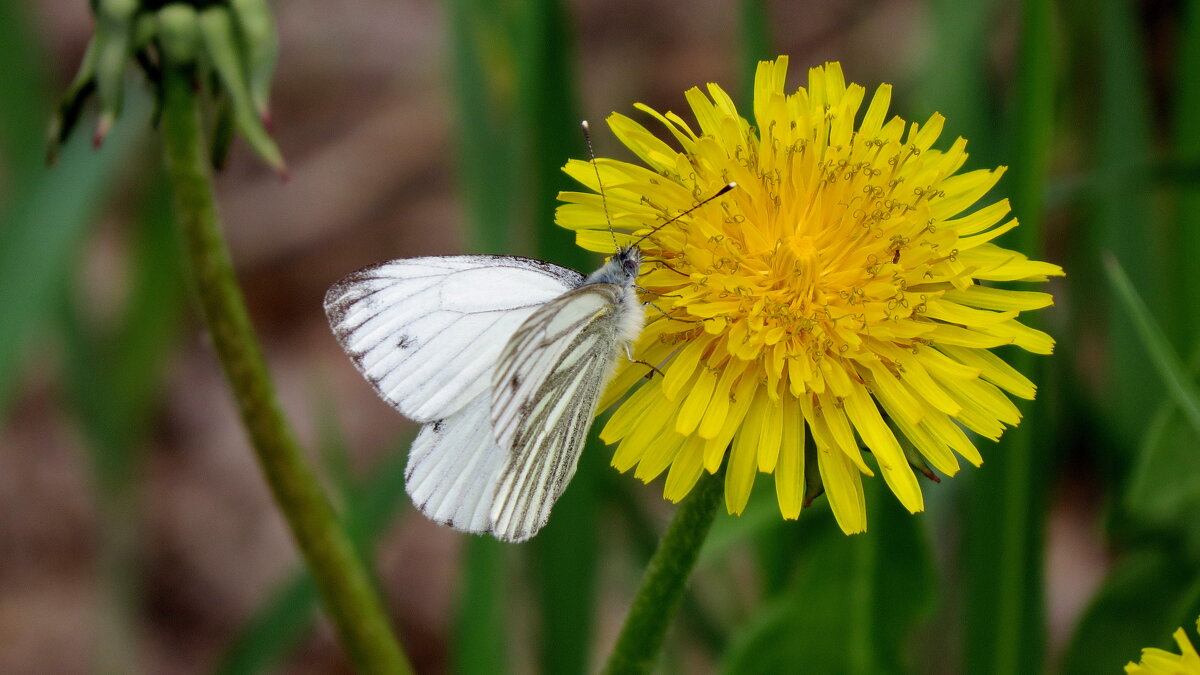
[
  {"xmin": 939, "ymin": 344, "xmax": 1037, "ymax": 400},
  {"xmin": 634, "ymin": 428, "xmax": 687, "ymax": 482},
  {"xmin": 676, "ymin": 366, "xmax": 719, "ymax": 435},
  {"xmin": 843, "ymin": 385, "xmax": 923, "ymax": 513},
  {"xmin": 662, "ymin": 336, "xmax": 708, "ymax": 400},
  {"xmin": 703, "ymin": 370, "xmax": 759, "ymax": 471},
  {"xmin": 774, "ymin": 396, "xmax": 806, "ymax": 518},
  {"xmin": 663, "ymin": 435, "xmax": 707, "ymax": 502},
  {"xmin": 757, "ymin": 397, "xmax": 784, "ymax": 472},
  {"xmin": 816, "ymin": 445, "xmax": 867, "ymax": 534}
]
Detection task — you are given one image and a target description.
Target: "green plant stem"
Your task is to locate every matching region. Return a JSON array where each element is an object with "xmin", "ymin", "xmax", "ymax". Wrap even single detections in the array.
[
  {"xmin": 159, "ymin": 63, "xmax": 411, "ymax": 675},
  {"xmin": 603, "ymin": 471, "xmax": 723, "ymax": 675}
]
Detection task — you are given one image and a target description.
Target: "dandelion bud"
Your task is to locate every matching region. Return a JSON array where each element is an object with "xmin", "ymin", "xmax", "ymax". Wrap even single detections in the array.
[
  {"xmin": 49, "ymin": 0, "xmax": 286, "ymax": 174},
  {"xmin": 156, "ymin": 3, "xmax": 200, "ymax": 66}
]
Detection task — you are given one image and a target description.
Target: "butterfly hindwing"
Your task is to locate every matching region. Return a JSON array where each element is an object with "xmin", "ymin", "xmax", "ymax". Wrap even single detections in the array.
[
  {"xmin": 405, "ymin": 393, "xmax": 507, "ymax": 537},
  {"xmin": 324, "ymin": 256, "xmax": 582, "ymax": 422}
]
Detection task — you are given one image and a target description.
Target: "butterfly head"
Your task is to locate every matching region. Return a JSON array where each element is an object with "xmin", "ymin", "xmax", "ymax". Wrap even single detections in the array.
[
  {"xmin": 615, "ymin": 245, "xmax": 642, "ymax": 280},
  {"xmin": 585, "ymin": 245, "xmax": 642, "ymax": 287}
]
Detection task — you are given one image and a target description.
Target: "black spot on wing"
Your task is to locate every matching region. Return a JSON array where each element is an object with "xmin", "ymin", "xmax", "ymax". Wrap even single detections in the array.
[
  {"xmin": 432, "ymin": 419, "xmax": 444, "ymax": 433},
  {"xmin": 396, "ymin": 335, "xmax": 414, "ymax": 350}
]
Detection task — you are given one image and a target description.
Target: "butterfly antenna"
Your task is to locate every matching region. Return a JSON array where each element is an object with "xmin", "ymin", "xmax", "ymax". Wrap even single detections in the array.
[
  {"xmin": 582, "ymin": 120, "xmax": 620, "ymax": 251},
  {"xmin": 632, "ymin": 181, "xmax": 738, "ymax": 248}
]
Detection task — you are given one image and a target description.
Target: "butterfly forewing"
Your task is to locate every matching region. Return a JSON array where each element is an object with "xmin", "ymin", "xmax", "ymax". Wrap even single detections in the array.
[
  {"xmin": 324, "ymin": 256, "xmax": 582, "ymax": 422},
  {"xmin": 489, "ymin": 285, "xmax": 627, "ymax": 536}
]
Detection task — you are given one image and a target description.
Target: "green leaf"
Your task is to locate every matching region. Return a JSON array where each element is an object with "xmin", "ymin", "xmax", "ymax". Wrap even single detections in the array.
[
  {"xmin": 57, "ymin": 171, "xmax": 183, "ymax": 675},
  {"xmin": 0, "ymin": 0, "xmax": 49, "ymax": 178},
  {"xmin": 959, "ymin": 1, "xmax": 1056, "ymax": 672},
  {"xmin": 1103, "ymin": 256, "xmax": 1200, "ymax": 437},
  {"xmin": 1127, "ymin": 407, "xmax": 1200, "ymax": 551},
  {"xmin": 920, "ymin": 0, "xmax": 997, "ymax": 162},
  {"xmin": 446, "ymin": 0, "xmax": 519, "ymax": 254},
  {"xmin": 1125, "ymin": 339, "xmax": 1200, "ymax": 552},
  {"xmin": 1093, "ymin": 0, "xmax": 1162, "ymax": 451},
  {"xmin": 59, "ymin": 171, "xmax": 183, "ymax": 484},
  {"xmin": 1173, "ymin": 0, "xmax": 1200, "ymax": 345},
  {"xmin": 1061, "ymin": 549, "xmax": 1200, "ymax": 674},
  {"xmin": 721, "ymin": 484, "xmax": 936, "ymax": 675},
  {"xmin": 454, "ymin": 538, "xmax": 511, "ymax": 675},
  {"xmin": 0, "ymin": 91, "xmax": 149, "ymax": 418}
]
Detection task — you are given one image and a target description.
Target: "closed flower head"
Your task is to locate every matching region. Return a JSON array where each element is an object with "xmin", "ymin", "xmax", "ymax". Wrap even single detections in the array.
[{"xmin": 556, "ymin": 57, "xmax": 1063, "ymax": 534}]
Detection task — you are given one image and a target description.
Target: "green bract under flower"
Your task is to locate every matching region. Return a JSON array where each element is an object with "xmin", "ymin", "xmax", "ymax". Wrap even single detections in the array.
[{"xmin": 556, "ymin": 57, "xmax": 1064, "ymax": 534}]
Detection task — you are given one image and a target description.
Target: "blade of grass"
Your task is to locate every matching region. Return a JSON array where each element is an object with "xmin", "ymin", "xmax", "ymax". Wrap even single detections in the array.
[
  {"xmin": 1094, "ymin": 0, "xmax": 1161, "ymax": 451},
  {"xmin": 519, "ymin": 0, "xmax": 585, "ymax": 268},
  {"xmin": 0, "ymin": 92, "xmax": 149, "ymax": 418},
  {"xmin": 1103, "ymin": 255, "xmax": 1200, "ymax": 437},
  {"xmin": 452, "ymin": 537, "xmax": 510, "ymax": 675},
  {"xmin": 1175, "ymin": 0, "xmax": 1200, "ymax": 345},
  {"xmin": 57, "ymin": 176, "xmax": 184, "ymax": 673},
  {"xmin": 961, "ymin": 1, "xmax": 1056, "ymax": 673},
  {"xmin": 1125, "ymin": 339, "xmax": 1200, "ymax": 548},
  {"xmin": 444, "ymin": 1, "xmax": 519, "ymax": 671},
  {"xmin": 922, "ymin": 0, "xmax": 1056, "ymax": 672},
  {"xmin": 921, "ymin": 0, "xmax": 996, "ymax": 161},
  {"xmin": 0, "ymin": 0, "xmax": 48, "ymax": 182},
  {"xmin": 737, "ymin": 0, "xmax": 771, "ymax": 108},
  {"xmin": 509, "ymin": 2, "xmax": 600, "ymax": 672},
  {"xmin": 446, "ymin": 0, "xmax": 518, "ymax": 254}
]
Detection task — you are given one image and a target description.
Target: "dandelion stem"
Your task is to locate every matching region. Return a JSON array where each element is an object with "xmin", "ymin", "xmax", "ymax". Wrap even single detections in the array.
[
  {"xmin": 159, "ymin": 62, "xmax": 411, "ymax": 675},
  {"xmin": 603, "ymin": 470, "xmax": 723, "ymax": 674}
]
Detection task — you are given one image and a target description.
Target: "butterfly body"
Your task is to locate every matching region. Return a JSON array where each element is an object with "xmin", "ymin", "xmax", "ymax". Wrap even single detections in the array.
[
  {"xmin": 325, "ymin": 246, "xmax": 644, "ymax": 541},
  {"xmin": 583, "ymin": 245, "xmax": 645, "ymax": 346}
]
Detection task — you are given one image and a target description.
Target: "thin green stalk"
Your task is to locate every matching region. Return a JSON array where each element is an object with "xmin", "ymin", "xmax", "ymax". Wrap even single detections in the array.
[
  {"xmin": 603, "ymin": 471, "xmax": 723, "ymax": 675},
  {"xmin": 159, "ymin": 63, "xmax": 410, "ymax": 675}
]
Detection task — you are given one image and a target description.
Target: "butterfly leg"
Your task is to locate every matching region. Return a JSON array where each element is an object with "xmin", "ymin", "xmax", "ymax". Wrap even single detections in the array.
[
  {"xmin": 642, "ymin": 300, "xmax": 705, "ymax": 324},
  {"xmin": 645, "ymin": 258, "xmax": 690, "ymax": 278},
  {"xmin": 634, "ymin": 285, "xmax": 683, "ymax": 299},
  {"xmin": 624, "ymin": 344, "xmax": 664, "ymax": 379}
]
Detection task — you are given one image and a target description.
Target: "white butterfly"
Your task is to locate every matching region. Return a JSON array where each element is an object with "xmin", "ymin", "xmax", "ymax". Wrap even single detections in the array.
[{"xmin": 324, "ymin": 246, "xmax": 646, "ymax": 542}]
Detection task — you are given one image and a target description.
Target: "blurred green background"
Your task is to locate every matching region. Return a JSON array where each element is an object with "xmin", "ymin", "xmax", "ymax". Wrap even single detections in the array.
[{"xmin": 2, "ymin": 0, "xmax": 1199, "ymax": 673}]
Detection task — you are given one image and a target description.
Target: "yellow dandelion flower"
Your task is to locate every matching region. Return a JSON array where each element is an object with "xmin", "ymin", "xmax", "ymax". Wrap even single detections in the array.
[
  {"xmin": 555, "ymin": 57, "xmax": 1064, "ymax": 534},
  {"xmin": 1126, "ymin": 620, "xmax": 1200, "ymax": 674}
]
